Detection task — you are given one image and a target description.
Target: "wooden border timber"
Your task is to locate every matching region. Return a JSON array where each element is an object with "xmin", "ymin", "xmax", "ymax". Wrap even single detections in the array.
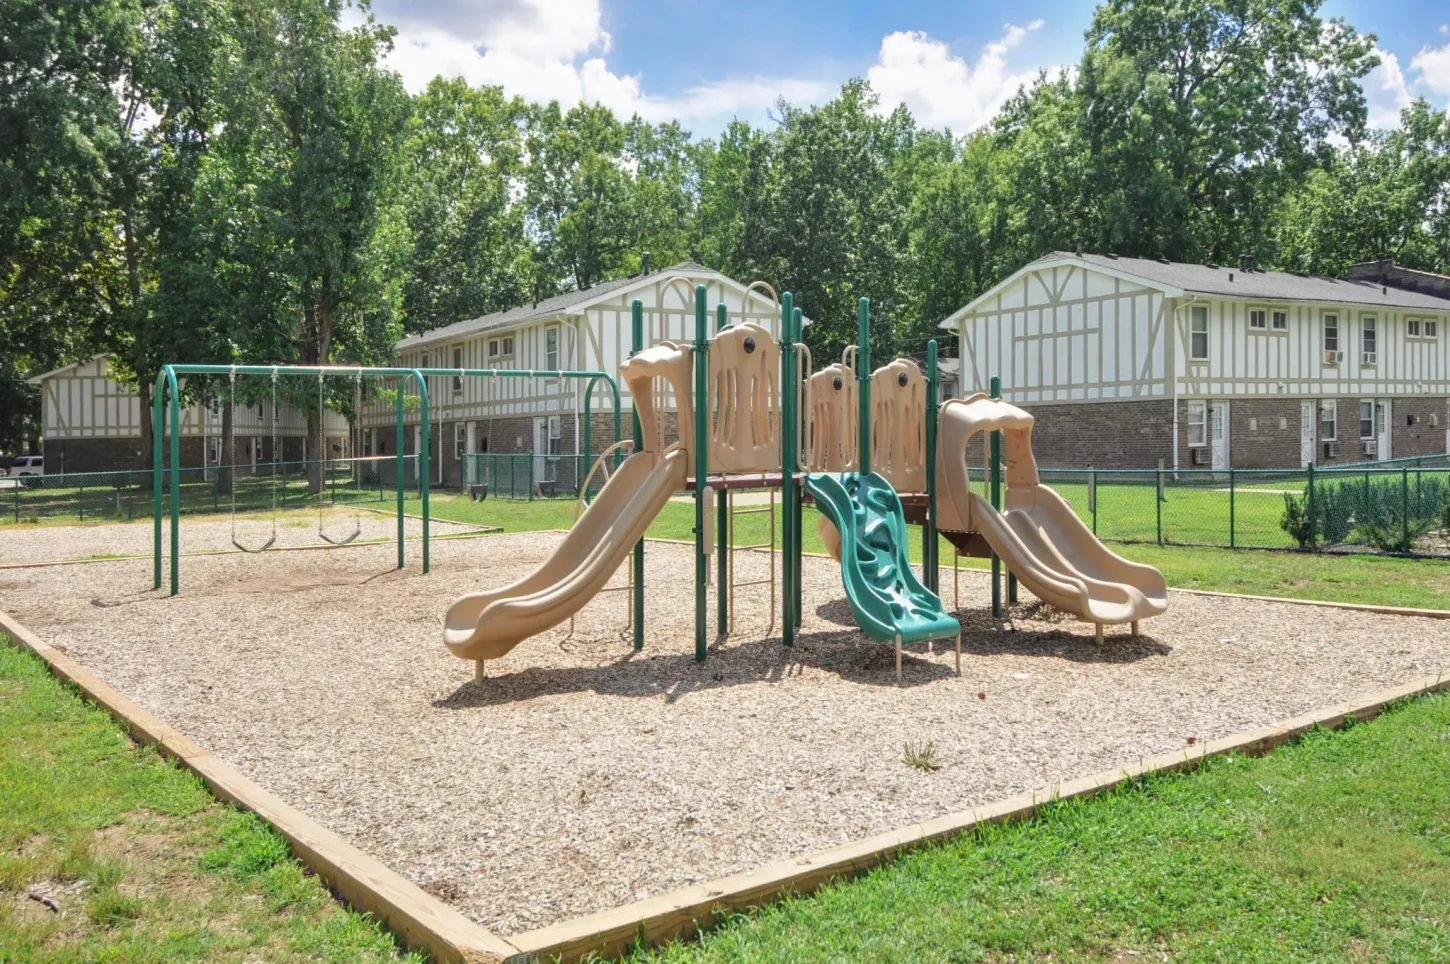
[
  {"xmin": 0, "ymin": 608, "xmax": 522, "ymax": 964},
  {"xmin": 509, "ymin": 670, "xmax": 1449, "ymax": 962}
]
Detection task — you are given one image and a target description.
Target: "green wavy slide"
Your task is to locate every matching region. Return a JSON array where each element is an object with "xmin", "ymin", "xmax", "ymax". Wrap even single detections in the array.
[{"xmin": 805, "ymin": 471, "xmax": 960, "ymax": 646}]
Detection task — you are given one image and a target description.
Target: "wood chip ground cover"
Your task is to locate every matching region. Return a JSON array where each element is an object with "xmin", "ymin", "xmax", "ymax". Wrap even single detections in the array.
[{"xmin": 0, "ymin": 525, "xmax": 1445, "ymax": 936}]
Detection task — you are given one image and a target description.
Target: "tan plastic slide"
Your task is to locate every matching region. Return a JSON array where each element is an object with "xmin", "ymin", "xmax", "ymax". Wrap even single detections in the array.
[
  {"xmin": 937, "ymin": 395, "xmax": 1167, "ymax": 629},
  {"xmin": 443, "ymin": 447, "xmax": 687, "ymax": 660}
]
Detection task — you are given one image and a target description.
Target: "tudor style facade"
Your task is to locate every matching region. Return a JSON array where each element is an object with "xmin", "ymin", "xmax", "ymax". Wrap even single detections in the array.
[
  {"xmin": 942, "ymin": 252, "xmax": 1450, "ymax": 470},
  {"xmin": 359, "ymin": 263, "xmax": 799, "ymax": 489}
]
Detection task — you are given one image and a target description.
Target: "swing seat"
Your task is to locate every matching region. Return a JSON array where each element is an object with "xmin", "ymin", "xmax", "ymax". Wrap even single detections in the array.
[
  {"xmin": 318, "ymin": 527, "xmax": 361, "ymax": 547},
  {"xmin": 231, "ymin": 533, "xmax": 277, "ymax": 553}
]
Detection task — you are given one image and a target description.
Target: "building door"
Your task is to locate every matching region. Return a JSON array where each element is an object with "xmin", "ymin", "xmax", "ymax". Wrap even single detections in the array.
[
  {"xmin": 1375, "ymin": 400, "xmax": 1391, "ymax": 460},
  {"xmin": 1209, "ymin": 401, "xmax": 1230, "ymax": 471},
  {"xmin": 1299, "ymin": 400, "xmax": 1316, "ymax": 467}
]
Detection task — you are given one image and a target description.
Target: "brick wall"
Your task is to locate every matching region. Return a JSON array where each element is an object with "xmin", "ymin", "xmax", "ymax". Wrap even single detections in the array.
[
  {"xmin": 1225, "ymin": 399, "xmax": 1301, "ymax": 470},
  {"xmin": 1394, "ymin": 396, "xmax": 1448, "ymax": 459},
  {"xmin": 1019, "ymin": 399, "xmax": 1175, "ymax": 469}
]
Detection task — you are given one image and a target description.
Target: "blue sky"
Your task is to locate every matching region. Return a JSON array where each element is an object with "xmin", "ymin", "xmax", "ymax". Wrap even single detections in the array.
[{"xmin": 365, "ymin": 0, "xmax": 1450, "ymax": 135}]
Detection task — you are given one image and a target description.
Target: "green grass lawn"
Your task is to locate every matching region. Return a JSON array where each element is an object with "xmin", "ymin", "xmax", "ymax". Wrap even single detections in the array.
[
  {"xmin": 631, "ymin": 691, "xmax": 1450, "ymax": 963},
  {"xmin": 0, "ymin": 640, "xmax": 421, "ymax": 963},
  {"xmin": 415, "ymin": 492, "xmax": 1450, "ymax": 610}
]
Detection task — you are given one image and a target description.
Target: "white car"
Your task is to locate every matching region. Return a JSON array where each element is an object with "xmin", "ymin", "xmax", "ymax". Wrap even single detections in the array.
[{"xmin": 6, "ymin": 455, "xmax": 43, "ymax": 476}]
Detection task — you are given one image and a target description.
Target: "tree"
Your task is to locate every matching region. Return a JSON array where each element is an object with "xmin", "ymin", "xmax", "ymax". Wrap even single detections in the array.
[
  {"xmin": 225, "ymin": 0, "xmax": 411, "ymax": 490},
  {"xmin": 0, "ymin": 0, "xmax": 146, "ymax": 453},
  {"xmin": 397, "ymin": 78, "xmax": 531, "ymax": 332},
  {"xmin": 1074, "ymin": 0, "xmax": 1379, "ymax": 262}
]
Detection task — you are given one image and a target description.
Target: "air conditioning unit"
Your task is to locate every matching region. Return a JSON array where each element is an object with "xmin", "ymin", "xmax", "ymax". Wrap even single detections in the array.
[
  {"xmin": 1363, "ymin": 440, "xmax": 1378, "ymax": 456},
  {"xmin": 1323, "ymin": 440, "xmax": 1340, "ymax": 458},
  {"xmin": 1190, "ymin": 447, "xmax": 1211, "ymax": 465},
  {"xmin": 1362, "ymin": 351, "xmax": 1377, "ymax": 365},
  {"xmin": 1323, "ymin": 350, "xmax": 1343, "ymax": 364}
]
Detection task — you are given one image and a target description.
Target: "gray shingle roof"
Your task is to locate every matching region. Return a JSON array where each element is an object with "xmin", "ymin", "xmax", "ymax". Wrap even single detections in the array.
[
  {"xmin": 1043, "ymin": 252, "xmax": 1450, "ymax": 311},
  {"xmin": 394, "ymin": 263, "xmax": 712, "ymax": 351}
]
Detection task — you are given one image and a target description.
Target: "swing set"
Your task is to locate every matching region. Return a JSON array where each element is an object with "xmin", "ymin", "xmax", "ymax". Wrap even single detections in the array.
[{"xmin": 151, "ymin": 363, "xmax": 621, "ymax": 596}]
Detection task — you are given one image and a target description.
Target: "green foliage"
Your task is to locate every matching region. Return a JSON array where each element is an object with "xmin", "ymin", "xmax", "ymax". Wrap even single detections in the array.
[
  {"xmin": 1281, "ymin": 471, "xmax": 1449, "ymax": 551},
  {"xmin": 4, "ymin": 0, "xmax": 1447, "ymax": 459}
]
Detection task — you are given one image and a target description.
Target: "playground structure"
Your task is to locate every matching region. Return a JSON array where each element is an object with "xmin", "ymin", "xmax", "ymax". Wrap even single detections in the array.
[{"xmin": 443, "ymin": 280, "xmax": 1169, "ymax": 680}]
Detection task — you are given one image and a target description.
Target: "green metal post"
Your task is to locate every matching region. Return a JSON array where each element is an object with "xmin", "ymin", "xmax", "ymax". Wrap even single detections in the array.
[
  {"xmin": 1402, "ymin": 465, "xmax": 1410, "ymax": 551},
  {"xmin": 791, "ymin": 306, "xmax": 805, "ymax": 631},
  {"xmin": 693, "ymin": 285, "xmax": 710, "ymax": 661},
  {"xmin": 924, "ymin": 339, "xmax": 939, "ymax": 593},
  {"xmin": 1307, "ymin": 463, "xmax": 1317, "ymax": 550},
  {"xmin": 152, "ymin": 375, "xmax": 164, "ymax": 589},
  {"xmin": 780, "ymin": 291, "xmax": 796, "ymax": 647},
  {"xmin": 716, "ymin": 302, "xmax": 729, "ymax": 637},
  {"xmin": 856, "ymin": 298, "xmax": 871, "ymax": 476},
  {"xmin": 989, "ymin": 374, "xmax": 1002, "ymax": 618},
  {"xmin": 1155, "ymin": 465, "xmax": 1164, "ymax": 546},
  {"xmin": 1229, "ymin": 468, "xmax": 1236, "ymax": 549},
  {"xmin": 169, "ymin": 372, "xmax": 180, "ymax": 596},
  {"xmin": 416, "ymin": 370, "xmax": 429, "ymax": 573},
  {"xmin": 631, "ymin": 299, "xmax": 645, "ymax": 650},
  {"xmin": 395, "ymin": 386, "xmax": 405, "ymax": 569}
]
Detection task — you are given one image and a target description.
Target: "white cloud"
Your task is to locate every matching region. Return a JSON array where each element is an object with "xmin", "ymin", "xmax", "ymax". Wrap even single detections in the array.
[
  {"xmin": 1363, "ymin": 48, "xmax": 1413, "ymax": 128},
  {"xmin": 1410, "ymin": 40, "xmax": 1450, "ymax": 98},
  {"xmin": 367, "ymin": 0, "xmax": 828, "ymax": 131},
  {"xmin": 865, "ymin": 21, "xmax": 1049, "ymax": 132}
]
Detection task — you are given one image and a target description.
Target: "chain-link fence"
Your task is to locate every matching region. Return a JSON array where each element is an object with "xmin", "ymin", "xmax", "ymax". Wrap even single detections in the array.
[
  {"xmin": 1028, "ymin": 454, "xmax": 1450, "ymax": 557},
  {"xmin": 1, "ymin": 456, "xmax": 420, "ymax": 524},
  {"xmin": 462, "ymin": 453, "xmax": 597, "ymax": 500}
]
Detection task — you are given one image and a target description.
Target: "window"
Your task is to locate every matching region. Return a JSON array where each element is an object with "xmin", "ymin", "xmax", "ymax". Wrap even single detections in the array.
[
  {"xmin": 1409, "ymin": 318, "xmax": 1440, "ymax": 339},
  {"xmin": 1408, "ymin": 318, "xmax": 1422, "ymax": 337},
  {"xmin": 1362, "ymin": 316, "xmax": 1377, "ymax": 362},
  {"xmin": 452, "ymin": 346, "xmax": 463, "ymax": 393},
  {"xmin": 1271, "ymin": 309, "xmax": 1288, "ymax": 331},
  {"xmin": 1360, "ymin": 401, "xmax": 1373, "ymax": 439},
  {"xmin": 487, "ymin": 335, "xmax": 515, "ymax": 360},
  {"xmin": 256, "ymin": 404, "xmax": 264, "ymax": 420},
  {"xmin": 1320, "ymin": 400, "xmax": 1338, "ymax": 442},
  {"xmin": 1187, "ymin": 401, "xmax": 1207, "ymax": 447},
  {"xmin": 455, "ymin": 423, "xmax": 466, "ymax": 459},
  {"xmin": 547, "ymin": 415, "xmax": 563, "ymax": 456},
  {"xmin": 209, "ymin": 438, "xmax": 221, "ymax": 465},
  {"xmin": 1190, "ymin": 306, "xmax": 1209, "ymax": 360},
  {"xmin": 1249, "ymin": 308, "xmax": 1267, "ymax": 330},
  {"xmin": 545, "ymin": 326, "xmax": 560, "ymax": 371},
  {"xmin": 1323, "ymin": 313, "xmax": 1339, "ymax": 351},
  {"xmin": 1427, "ymin": 319, "xmax": 1439, "ymax": 338}
]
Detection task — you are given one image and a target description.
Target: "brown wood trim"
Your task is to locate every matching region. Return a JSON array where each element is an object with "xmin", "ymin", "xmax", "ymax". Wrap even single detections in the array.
[{"xmin": 0, "ymin": 609, "xmax": 521, "ymax": 964}]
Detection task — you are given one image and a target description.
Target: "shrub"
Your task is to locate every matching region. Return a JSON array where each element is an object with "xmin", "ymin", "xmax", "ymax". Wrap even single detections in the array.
[{"xmin": 1280, "ymin": 492, "xmax": 1314, "ymax": 548}]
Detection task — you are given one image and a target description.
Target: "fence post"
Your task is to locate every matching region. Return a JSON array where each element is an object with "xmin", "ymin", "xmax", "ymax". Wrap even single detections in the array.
[
  {"xmin": 1155, "ymin": 460, "xmax": 1164, "ymax": 546},
  {"xmin": 13, "ymin": 476, "xmax": 18, "ymax": 522},
  {"xmin": 1229, "ymin": 468, "xmax": 1236, "ymax": 549},
  {"xmin": 1088, "ymin": 469, "xmax": 1097, "ymax": 535},
  {"xmin": 1307, "ymin": 463, "xmax": 1316, "ymax": 550},
  {"xmin": 1402, "ymin": 465, "xmax": 1410, "ymax": 551},
  {"xmin": 78, "ymin": 480, "xmax": 84, "ymax": 521}
]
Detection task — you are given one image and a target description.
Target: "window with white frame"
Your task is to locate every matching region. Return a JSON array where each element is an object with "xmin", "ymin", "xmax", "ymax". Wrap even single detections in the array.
[
  {"xmin": 545, "ymin": 326, "xmax": 559, "ymax": 370},
  {"xmin": 1190, "ymin": 306, "xmax": 1209, "ymax": 360},
  {"xmin": 487, "ymin": 336, "xmax": 515, "ymax": 360},
  {"xmin": 1323, "ymin": 313, "xmax": 1339, "ymax": 352},
  {"xmin": 455, "ymin": 422, "xmax": 466, "ymax": 459},
  {"xmin": 1187, "ymin": 401, "xmax": 1207, "ymax": 447},
  {"xmin": 452, "ymin": 346, "xmax": 463, "ymax": 392},
  {"xmin": 1249, "ymin": 307, "xmax": 1267, "ymax": 330},
  {"xmin": 1271, "ymin": 309, "xmax": 1288, "ymax": 331},
  {"xmin": 1408, "ymin": 318, "xmax": 1422, "ymax": 337},
  {"xmin": 1360, "ymin": 401, "xmax": 1374, "ymax": 439},
  {"xmin": 1362, "ymin": 315, "xmax": 1377, "ymax": 362},
  {"xmin": 1427, "ymin": 319, "xmax": 1440, "ymax": 338},
  {"xmin": 1320, "ymin": 399, "xmax": 1338, "ymax": 442},
  {"xmin": 547, "ymin": 415, "xmax": 563, "ymax": 455}
]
